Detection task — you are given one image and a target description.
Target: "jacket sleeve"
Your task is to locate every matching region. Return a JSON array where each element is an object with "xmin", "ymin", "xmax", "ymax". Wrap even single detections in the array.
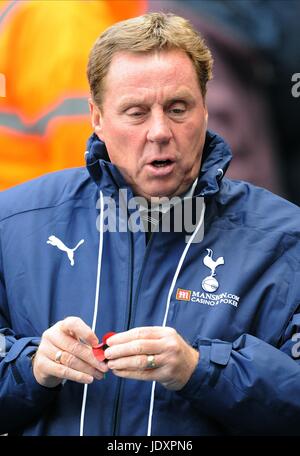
[
  {"xmin": 178, "ymin": 303, "xmax": 300, "ymax": 435},
  {"xmin": 0, "ymin": 237, "xmax": 60, "ymax": 434}
]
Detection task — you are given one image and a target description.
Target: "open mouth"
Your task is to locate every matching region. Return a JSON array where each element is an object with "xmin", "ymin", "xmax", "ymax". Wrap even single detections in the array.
[
  {"xmin": 146, "ymin": 159, "xmax": 175, "ymax": 177},
  {"xmin": 151, "ymin": 159, "xmax": 173, "ymax": 168}
]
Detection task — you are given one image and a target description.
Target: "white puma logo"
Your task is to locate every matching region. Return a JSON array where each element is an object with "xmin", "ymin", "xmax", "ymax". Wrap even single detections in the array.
[{"xmin": 47, "ymin": 235, "xmax": 85, "ymax": 266}]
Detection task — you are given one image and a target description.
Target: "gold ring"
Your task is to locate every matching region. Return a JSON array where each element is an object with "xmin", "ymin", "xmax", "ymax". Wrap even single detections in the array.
[
  {"xmin": 55, "ymin": 350, "xmax": 63, "ymax": 364},
  {"xmin": 146, "ymin": 354, "xmax": 156, "ymax": 369}
]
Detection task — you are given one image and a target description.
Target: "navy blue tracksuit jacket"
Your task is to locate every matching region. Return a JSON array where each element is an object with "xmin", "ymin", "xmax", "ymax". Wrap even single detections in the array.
[{"xmin": 0, "ymin": 131, "xmax": 300, "ymax": 435}]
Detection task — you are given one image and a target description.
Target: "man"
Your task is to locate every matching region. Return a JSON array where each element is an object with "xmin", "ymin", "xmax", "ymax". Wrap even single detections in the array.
[{"xmin": 0, "ymin": 12, "xmax": 300, "ymax": 436}]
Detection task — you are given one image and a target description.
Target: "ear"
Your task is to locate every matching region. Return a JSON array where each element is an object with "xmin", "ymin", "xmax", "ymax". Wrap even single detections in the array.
[{"xmin": 88, "ymin": 97, "xmax": 104, "ymax": 141}]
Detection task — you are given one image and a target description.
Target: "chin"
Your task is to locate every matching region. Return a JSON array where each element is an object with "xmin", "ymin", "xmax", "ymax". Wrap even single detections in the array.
[
  {"xmin": 144, "ymin": 188, "xmax": 179, "ymax": 199},
  {"xmin": 135, "ymin": 178, "xmax": 185, "ymax": 199}
]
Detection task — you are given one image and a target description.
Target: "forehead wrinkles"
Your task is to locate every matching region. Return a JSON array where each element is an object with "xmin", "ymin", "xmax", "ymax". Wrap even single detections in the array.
[
  {"xmin": 108, "ymin": 50, "xmax": 197, "ymax": 88},
  {"xmin": 100, "ymin": 50, "xmax": 202, "ymax": 108},
  {"xmin": 116, "ymin": 66, "xmax": 184, "ymax": 93}
]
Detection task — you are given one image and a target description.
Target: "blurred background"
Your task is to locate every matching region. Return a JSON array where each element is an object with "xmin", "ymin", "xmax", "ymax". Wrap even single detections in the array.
[{"xmin": 0, "ymin": 0, "xmax": 299, "ymax": 205}]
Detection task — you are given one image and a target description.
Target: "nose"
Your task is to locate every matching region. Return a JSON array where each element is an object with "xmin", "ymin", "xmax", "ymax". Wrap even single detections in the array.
[{"xmin": 146, "ymin": 111, "xmax": 172, "ymax": 144}]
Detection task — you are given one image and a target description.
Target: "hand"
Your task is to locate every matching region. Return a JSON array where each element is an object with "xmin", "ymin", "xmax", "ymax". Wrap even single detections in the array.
[
  {"xmin": 104, "ymin": 326, "xmax": 199, "ymax": 391},
  {"xmin": 32, "ymin": 317, "xmax": 109, "ymax": 388}
]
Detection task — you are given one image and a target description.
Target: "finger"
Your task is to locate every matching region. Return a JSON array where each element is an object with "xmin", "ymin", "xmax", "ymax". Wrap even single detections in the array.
[
  {"xmin": 52, "ymin": 349, "xmax": 107, "ymax": 379},
  {"xmin": 106, "ymin": 326, "xmax": 176, "ymax": 346},
  {"xmin": 105, "ymin": 338, "xmax": 162, "ymax": 361},
  {"xmin": 46, "ymin": 328, "xmax": 107, "ymax": 372},
  {"xmin": 37, "ymin": 352, "xmax": 96, "ymax": 384},
  {"xmin": 59, "ymin": 316, "xmax": 99, "ymax": 347},
  {"xmin": 42, "ymin": 342, "xmax": 108, "ymax": 378},
  {"xmin": 107, "ymin": 353, "xmax": 162, "ymax": 371},
  {"xmin": 111, "ymin": 368, "xmax": 162, "ymax": 382},
  {"xmin": 111, "ymin": 367, "xmax": 184, "ymax": 391}
]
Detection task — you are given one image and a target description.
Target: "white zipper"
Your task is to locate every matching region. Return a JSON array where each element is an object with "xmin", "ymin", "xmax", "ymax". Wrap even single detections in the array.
[
  {"xmin": 147, "ymin": 199, "xmax": 206, "ymax": 436},
  {"xmin": 80, "ymin": 190, "xmax": 104, "ymax": 436}
]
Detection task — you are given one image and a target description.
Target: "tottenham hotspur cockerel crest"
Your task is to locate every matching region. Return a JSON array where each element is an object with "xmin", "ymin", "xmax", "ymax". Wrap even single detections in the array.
[{"xmin": 202, "ymin": 249, "xmax": 224, "ymax": 292}]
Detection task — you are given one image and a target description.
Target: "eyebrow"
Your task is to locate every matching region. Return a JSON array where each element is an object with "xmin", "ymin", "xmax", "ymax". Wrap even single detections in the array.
[{"xmin": 118, "ymin": 90, "xmax": 195, "ymax": 109}]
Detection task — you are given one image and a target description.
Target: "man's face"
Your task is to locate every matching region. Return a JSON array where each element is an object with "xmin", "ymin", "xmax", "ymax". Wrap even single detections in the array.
[{"xmin": 90, "ymin": 49, "xmax": 208, "ymax": 199}]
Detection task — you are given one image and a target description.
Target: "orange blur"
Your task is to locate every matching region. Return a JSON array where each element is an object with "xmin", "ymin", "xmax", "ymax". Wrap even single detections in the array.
[{"xmin": 0, "ymin": 0, "xmax": 147, "ymax": 189}]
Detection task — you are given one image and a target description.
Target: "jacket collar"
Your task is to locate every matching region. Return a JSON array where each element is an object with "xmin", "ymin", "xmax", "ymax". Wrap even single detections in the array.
[
  {"xmin": 85, "ymin": 129, "xmax": 232, "ymax": 198},
  {"xmin": 194, "ymin": 130, "xmax": 232, "ymax": 197}
]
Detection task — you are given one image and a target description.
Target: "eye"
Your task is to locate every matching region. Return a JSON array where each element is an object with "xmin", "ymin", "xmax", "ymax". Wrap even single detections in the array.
[
  {"xmin": 170, "ymin": 108, "xmax": 185, "ymax": 114},
  {"xmin": 129, "ymin": 111, "xmax": 144, "ymax": 117},
  {"xmin": 126, "ymin": 108, "xmax": 146, "ymax": 117},
  {"xmin": 168, "ymin": 102, "xmax": 187, "ymax": 116}
]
